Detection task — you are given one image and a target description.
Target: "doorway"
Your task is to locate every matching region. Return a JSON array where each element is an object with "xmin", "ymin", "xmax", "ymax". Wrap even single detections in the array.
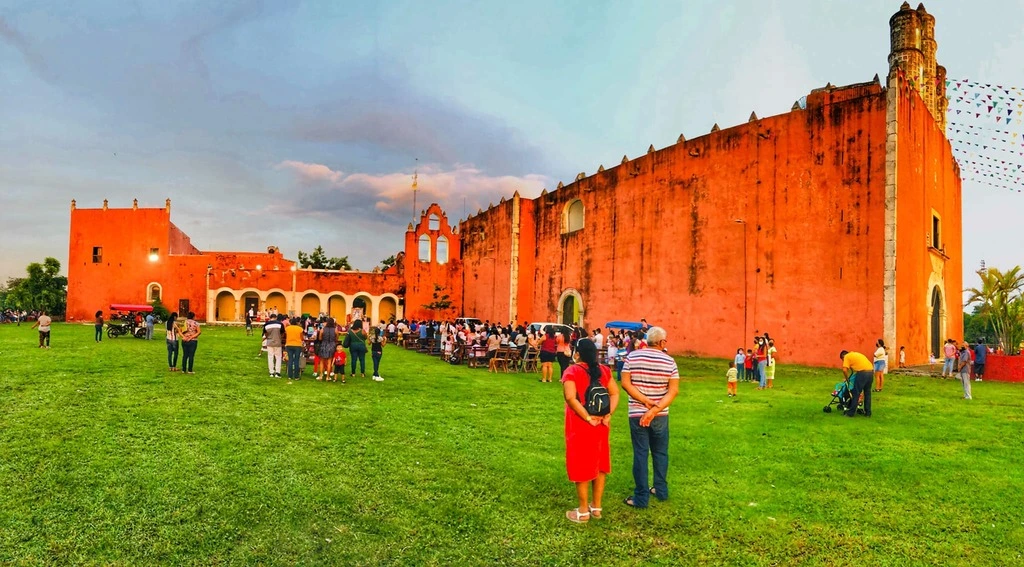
[
  {"xmin": 178, "ymin": 299, "xmax": 190, "ymax": 317},
  {"xmin": 244, "ymin": 296, "xmax": 259, "ymax": 317},
  {"xmin": 930, "ymin": 287, "xmax": 942, "ymax": 357},
  {"xmin": 561, "ymin": 296, "xmax": 577, "ymax": 326}
]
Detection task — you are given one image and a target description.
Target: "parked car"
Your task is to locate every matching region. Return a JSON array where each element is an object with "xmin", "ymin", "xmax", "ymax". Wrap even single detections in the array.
[
  {"xmin": 527, "ymin": 322, "xmax": 575, "ymax": 339},
  {"xmin": 455, "ymin": 317, "xmax": 483, "ymax": 330}
]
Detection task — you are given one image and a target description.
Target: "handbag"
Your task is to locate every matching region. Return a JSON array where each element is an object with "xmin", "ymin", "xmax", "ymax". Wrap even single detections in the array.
[{"xmin": 342, "ymin": 331, "xmax": 351, "ymax": 349}]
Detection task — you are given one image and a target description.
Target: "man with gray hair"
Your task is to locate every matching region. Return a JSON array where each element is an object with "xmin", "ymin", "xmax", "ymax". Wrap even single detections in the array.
[{"xmin": 620, "ymin": 326, "xmax": 679, "ymax": 508}]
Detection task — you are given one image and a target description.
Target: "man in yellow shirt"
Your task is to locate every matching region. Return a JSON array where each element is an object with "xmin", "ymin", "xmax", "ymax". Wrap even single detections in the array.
[
  {"xmin": 840, "ymin": 350, "xmax": 873, "ymax": 417},
  {"xmin": 284, "ymin": 320, "xmax": 305, "ymax": 379}
]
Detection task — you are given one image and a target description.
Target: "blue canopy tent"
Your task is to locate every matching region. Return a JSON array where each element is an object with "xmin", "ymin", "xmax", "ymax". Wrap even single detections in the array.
[{"xmin": 605, "ymin": 321, "xmax": 645, "ymax": 332}]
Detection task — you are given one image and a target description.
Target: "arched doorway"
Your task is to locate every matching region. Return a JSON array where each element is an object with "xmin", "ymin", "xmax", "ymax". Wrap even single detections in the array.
[
  {"xmin": 266, "ymin": 292, "xmax": 288, "ymax": 315},
  {"xmin": 215, "ymin": 291, "xmax": 236, "ymax": 322},
  {"xmin": 328, "ymin": 295, "xmax": 346, "ymax": 320},
  {"xmin": 379, "ymin": 296, "xmax": 397, "ymax": 324},
  {"xmin": 557, "ymin": 289, "xmax": 584, "ymax": 327},
  {"xmin": 241, "ymin": 291, "xmax": 260, "ymax": 317},
  {"xmin": 931, "ymin": 287, "xmax": 942, "ymax": 357},
  {"xmin": 301, "ymin": 293, "xmax": 321, "ymax": 317},
  {"xmin": 352, "ymin": 296, "xmax": 373, "ymax": 323}
]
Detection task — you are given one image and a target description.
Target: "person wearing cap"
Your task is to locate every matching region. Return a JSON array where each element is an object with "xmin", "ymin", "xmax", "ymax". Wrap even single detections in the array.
[{"xmin": 840, "ymin": 350, "xmax": 873, "ymax": 417}]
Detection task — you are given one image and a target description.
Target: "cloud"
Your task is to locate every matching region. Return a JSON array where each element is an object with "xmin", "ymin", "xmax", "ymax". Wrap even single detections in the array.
[
  {"xmin": 0, "ymin": 16, "xmax": 52, "ymax": 81},
  {"xmin": 273, "ymin": 160, "xmax": 548, "ymax": 222},
  {"xmin": 276, "ymin": 160, "xmax": 344, "ymax": 185}
]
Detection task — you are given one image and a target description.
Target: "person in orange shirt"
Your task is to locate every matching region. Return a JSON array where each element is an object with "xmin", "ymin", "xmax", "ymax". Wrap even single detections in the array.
[
  {"xmin": 840, "ymin": 350, "xmax": 873, "ymax": 417},
  {"xmin": 284, "ymin": 319, "xmax": 305, "ymax": 380}
]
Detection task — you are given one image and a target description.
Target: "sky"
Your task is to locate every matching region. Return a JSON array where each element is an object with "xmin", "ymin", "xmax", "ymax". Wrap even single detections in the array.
[{"xmin": 1, "ymin": 0, "xmax": 1022, "ymax": 303}]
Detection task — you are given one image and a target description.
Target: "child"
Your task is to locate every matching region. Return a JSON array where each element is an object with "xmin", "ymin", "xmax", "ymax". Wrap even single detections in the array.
[
  {"xmin": 899, "ymin": 345, "xmax": 906, "ymax": 368},
  {"xmin": 727, "ymin": 361, "xmax": 738, "ymax": 397},
  {"xmin": 744, "ymin": 349, "xmax": 754, "ymax": 382},
  {"xmin": 257, "ymin": 336, "xmax": 268, "ymax": 358},
  {"xmin": 734, "ymin": 348, "xmax": 746, "ymax": 381},
  {"xmin": 333, "ymin": 345, "xmax": 347, "ymax": 383}
]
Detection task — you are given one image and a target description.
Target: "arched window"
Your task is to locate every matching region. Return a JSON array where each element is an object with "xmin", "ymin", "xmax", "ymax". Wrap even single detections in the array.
[
  {"xmin": 428, "ymin": 214, "xmax": 441, "ymax": 231},
  {"xmin": 147, "ymin": 283, "xmax": 162, "ymax": 302},
  {"xmin": 437, "ymin": 236, "xmax": 449, "ymax": 264},
  {"xmin": 418, "ymin": 234, "xmax": 432, "ymax": 262},
  {"xmin": 564, "ymin": 199, "xmax": 584, "ymax": 233}
]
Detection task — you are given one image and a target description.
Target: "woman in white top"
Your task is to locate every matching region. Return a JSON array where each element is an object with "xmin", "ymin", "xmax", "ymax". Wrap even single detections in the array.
[{"xmin": 873, "ymin": 339, "xmax": 887, "ymax": 392}]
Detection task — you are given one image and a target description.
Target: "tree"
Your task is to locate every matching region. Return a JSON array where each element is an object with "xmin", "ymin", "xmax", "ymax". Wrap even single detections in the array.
[
  {"xmin": 423, "ymin": 284, "xmax": 453, "ymax": 314},
  {"xmin": 150, "ymin": 298, "xmax": 171, "ymax": 322},
  {"xmin": 963, "ymin": 305, "xmax": 996, "ymax": 344},
  {"xmin": 965, "ymin": 266, "xmax": 1024, "ymax": 353},
  {"xmin": 3, "ymin": 258, "xmax": 67, "ymax": 316},
  {"xmin": 297, "ymin": 246, "xmax": 351, "ymax": 270},
  {"xmin": 379, "ymin": 255, "xmax": 397, "ymax": 270}
]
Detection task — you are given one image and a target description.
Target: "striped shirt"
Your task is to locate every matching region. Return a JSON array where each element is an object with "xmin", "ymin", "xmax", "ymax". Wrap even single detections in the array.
[{"xmin": 623, "ymin": 348, "xmax": 679, "ymax": 418}]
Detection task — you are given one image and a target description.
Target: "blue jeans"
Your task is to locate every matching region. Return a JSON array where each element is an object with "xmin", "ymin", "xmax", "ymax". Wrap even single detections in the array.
[
  {"xmin": 629, "ymin": 415, "xmax": 669, "ymax": 507},
  {"xmin": 737, "ymin": 365, "xmax": 745, "ymax": 381},
  {"xmin": 286, "ymin": 346, "xmax": 303, "ymax": 378},
  {"xmin": 95, "ymin": 324, "xmax": 103, "ymax": 342},
  {"xmin": 181, "ymin": 340, "xmax": 197, "ymax": 372},
  {"xmin": 372, "ymin": 351, "xmax": 382, "ymax": 376},
  {"xmin": 167, "ymin": 340, "xmax": 179, "ymax": 369},
  {"xmin": 758, "ymin": 360, "xmax": 767, "ymax": 388},
  {"xmin": 943, "ymin": 357, "xmax": 955, "ymax": 376},
  {"xmin": 350, "ymin": 348, "xmax": 366, "ymax": 375}
]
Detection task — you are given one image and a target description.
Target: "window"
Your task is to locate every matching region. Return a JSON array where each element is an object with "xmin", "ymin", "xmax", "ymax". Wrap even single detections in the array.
[
  {"xmin": 931, "ymin": 213, "xmax": 941, "ymax": 250},
  {"xmin": 418, "ymin": 234, "xmax": 431, "ymax": 262},
  {"xmin": 437, "ymin": 236, "xmax": 449, "ymax": 264},
  {"xmin": 428, "ymin": 214, "xmax": 440, "ymax": 231},
  {"xmin": 148, "ymin": 247, "xmax": 160, "ymax": 262},
  {"xmin": 92, "ymin": 246, "xmax": 102, "ymax": 263},
  {"xmin": 148, "ymin": 283, "xmax": 162, "ymax": 302},
  {"xmin": 564, "ymin": 199, "xmax": 584, "ymax": 233}
]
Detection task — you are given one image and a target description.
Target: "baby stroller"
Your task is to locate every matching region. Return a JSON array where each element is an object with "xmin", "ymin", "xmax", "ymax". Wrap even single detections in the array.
[{"xmin": 823, "ymin": 376, "xmax": 865, "ymax": 415}]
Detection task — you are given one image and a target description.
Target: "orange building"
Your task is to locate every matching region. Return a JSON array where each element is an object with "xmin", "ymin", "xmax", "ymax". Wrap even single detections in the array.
[
  {"xmin": 458, "ymin": 2, "xmax": 961, "ymax": 367},
  {"xmin": 67, "ymin": 3, "xmax": 962, "ymax": 367},
  {"xmin": 67, "ymin": 199, "xmax": 462, "ymax": 326}
]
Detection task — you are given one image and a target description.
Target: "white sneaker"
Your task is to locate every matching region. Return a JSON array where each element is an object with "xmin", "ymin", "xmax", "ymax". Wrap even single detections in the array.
[
  {"xmin": 974, "ymin": 378, "xmax": 981, "ymax": 382},
  {"xmin": 373, "ymin": 376, "xmax": 384, "ymax": 382}
]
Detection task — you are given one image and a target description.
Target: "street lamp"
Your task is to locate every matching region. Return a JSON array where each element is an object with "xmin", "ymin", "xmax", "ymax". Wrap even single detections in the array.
[{"xmin": 734, "ymin": 219, "xmax": 747, "ymax": 345}]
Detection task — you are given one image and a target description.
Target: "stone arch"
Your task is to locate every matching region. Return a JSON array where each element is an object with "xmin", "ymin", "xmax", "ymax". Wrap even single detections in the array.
[
  {"xmin": 352, "ymin": 293, "xmax": 374, "ymax": 323},
  {"xmin": 265, "ymin": 291, "xmax": 288, "ymax": 315},
  {"xmin": 437, "ymin": 235, "xmax": 449, "ymax": 264},
  {"xmin": 378, "ymin": 295, "xmax": 398, "ymax": 324},
  {"xmin": 926, "ymin": 270, "xmax": 948, "ymax": 358},
  {"xmin": 300, "ymin": 292, "xmax": 322, "ymax": 317},
  {"xmin": 146, "ymin": 281, "xmax": 163, "ymax": 303},
  {"xmin": 239, "ymin": 289, "xmax": 261, "ymax": 316},
  {"xmin": 327, "ymin": 294, "xmax": 347, "ymax": 320},
  {"xmin": 556, "ymin": 288, "xmax": 585, "ymax": 327},
  {"xmin": 215, "ymin": 290, "xmax": 237, "ymax": 322},
  {"xmin": 562, "ymin": 199, "xmax": 584, "ymax": 234},
  {"xmin": 418, "ymin": 234, "xmax": 432, "ymax": 262}
]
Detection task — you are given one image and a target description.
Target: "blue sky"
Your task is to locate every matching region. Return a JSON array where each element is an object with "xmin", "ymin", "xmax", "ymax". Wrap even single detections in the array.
[{"xmin": 1, "ymin": 0, "xmax": 1022, "ymax": 299}]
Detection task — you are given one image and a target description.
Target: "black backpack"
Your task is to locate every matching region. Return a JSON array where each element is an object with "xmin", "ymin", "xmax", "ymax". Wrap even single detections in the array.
[{"xmin": 582, "ymin": 365, "xmax": 611, "ymax": 416}]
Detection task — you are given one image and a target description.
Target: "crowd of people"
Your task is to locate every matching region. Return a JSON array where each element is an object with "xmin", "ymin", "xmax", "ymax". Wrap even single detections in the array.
[
  {"xmin": 1, "ymin": 309, "xmax": 37, "ymax": 324},
  {"xmin": 260, "ymin": 315, "xmax": 386, "ymax": 382}
]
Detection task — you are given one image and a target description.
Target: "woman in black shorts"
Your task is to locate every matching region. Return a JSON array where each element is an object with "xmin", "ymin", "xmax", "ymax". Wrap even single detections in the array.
[{"xmin": 539, "ymin": 329, "xmax": 558, "ymax": 382}]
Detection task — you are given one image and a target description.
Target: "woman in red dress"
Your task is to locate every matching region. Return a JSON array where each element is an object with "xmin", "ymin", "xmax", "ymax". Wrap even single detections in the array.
[{"xmin": 561, "ymin": 338, "xmax": 620, "ymax": 523}]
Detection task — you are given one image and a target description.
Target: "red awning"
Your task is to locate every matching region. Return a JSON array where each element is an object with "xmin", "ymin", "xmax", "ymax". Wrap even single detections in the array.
[{"xmin": 109, "ymin": 304, "xmax": 154, "ymax": 312}]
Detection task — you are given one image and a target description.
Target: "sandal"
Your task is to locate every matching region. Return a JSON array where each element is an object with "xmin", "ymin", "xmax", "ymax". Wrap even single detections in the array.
[
  {"xmin": 588, "ymin": 506, "xmax": 602, "ymax": 519},
  {"xmin": 566, "ymin": 508, "xmax": 590, "ymax": 523}
]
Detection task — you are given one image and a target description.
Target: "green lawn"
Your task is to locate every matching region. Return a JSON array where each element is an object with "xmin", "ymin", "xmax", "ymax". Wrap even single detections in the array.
[{"xmin": 0, "ymin": 324, "xmax": 1021, "ymax": 566}]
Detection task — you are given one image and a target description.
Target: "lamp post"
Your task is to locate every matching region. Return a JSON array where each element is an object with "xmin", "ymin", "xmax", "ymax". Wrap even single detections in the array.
[{"xmin": 734, "ymin": 219, "xmax": 747, "ymax": 345}]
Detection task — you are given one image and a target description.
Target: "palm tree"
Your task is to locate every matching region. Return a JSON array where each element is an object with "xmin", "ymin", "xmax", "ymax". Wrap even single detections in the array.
[{"xmin": 965, "ymin": 266, "xmax": 1024, "ymax": 353}]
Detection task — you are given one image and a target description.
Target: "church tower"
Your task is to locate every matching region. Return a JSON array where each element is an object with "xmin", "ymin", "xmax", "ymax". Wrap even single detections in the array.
[{"xmin": 888, "ymin": 2, "xmax": 948, "ymax": 129}]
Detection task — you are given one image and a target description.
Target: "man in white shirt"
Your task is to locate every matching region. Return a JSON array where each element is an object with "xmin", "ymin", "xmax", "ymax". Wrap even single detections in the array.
[
  {"xmin": 592, "ymin": 328, "xmax": 604, "ymax": 350},
  {"xmin": 31, "ymin": 311, "xmax": 53, "ymax": 349}
]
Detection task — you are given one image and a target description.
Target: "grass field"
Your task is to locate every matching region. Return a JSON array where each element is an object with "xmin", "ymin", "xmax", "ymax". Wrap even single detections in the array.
[{"xmin": 1, "ymin": 323, "xmax": 1022, "ymax": 566}]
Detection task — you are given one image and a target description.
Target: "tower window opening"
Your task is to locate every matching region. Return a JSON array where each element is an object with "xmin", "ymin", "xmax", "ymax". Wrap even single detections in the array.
[
  {"xmin": 932, "ymin": 214, "xmax": 941, "ymax": 251},
  {"xmin": 92, "ymin": 246, "xmax": 103, "ymax": 263},
  {"xmin": 428, "ymin": 214, "xmax": 440, "ymax": 231},
  {"xmin": 418, "ymin": 234, "xmax": 432, "ymax": 262}
]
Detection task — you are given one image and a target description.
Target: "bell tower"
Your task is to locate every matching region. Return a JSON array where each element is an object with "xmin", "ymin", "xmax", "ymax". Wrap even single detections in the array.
[{"xmin": 888, "ymin": 2, "xmax": 947, "ymax": 129}]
